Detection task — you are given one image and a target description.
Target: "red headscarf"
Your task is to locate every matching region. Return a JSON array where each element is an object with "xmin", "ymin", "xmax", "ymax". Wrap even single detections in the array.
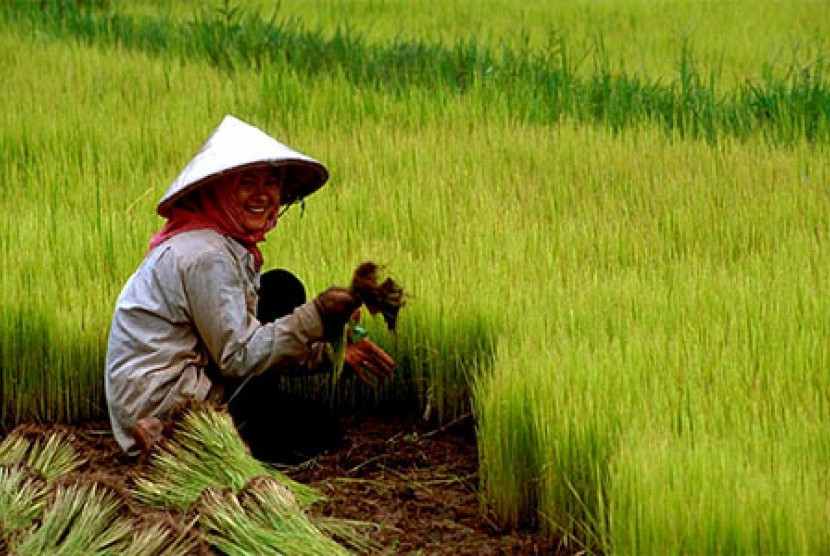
[{"xmin": 148, "ymin": 177, "xmax": 277, "ymax": 268}]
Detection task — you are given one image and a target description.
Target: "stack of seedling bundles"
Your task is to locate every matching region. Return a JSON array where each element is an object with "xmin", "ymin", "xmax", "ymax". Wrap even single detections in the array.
[
  {"xmin": 0, "ymin": 404, "xmax": 376, "ymax": 554},
  {"xmin": 0, "ymin": 429, "xmax": 201, "ymax": 554},
  {"xmin": 134, "ymin": 403, "xmax": 378, "ymax": 555}
]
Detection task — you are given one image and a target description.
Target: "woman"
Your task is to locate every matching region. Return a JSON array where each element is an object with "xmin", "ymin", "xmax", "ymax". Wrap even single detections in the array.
[{"xmin": 105, "ymin": 115, "xmax": 395, "ymax": 459}]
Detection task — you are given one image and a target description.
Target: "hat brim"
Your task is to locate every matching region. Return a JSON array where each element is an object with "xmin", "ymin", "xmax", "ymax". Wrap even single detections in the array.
[{"xmin": 157, "ymin": 160, "xmax": 328, "ymax": 218}]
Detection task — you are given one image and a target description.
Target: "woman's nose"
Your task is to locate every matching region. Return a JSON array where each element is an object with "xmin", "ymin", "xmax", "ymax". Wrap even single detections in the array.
[{"xmin": 250, "ymin": 181, "xmax": 274, "ymax": 198}]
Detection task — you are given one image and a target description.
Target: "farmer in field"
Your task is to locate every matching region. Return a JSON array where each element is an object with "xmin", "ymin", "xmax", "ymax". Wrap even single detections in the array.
[{"xmin": 105, "ymin": 115, "xmax": 395, "ymax": 460}]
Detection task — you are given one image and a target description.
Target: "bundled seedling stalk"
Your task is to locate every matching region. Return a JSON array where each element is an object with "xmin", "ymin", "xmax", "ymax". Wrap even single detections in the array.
[
  {"xmin": 133, "ymin": 402, "xmax": 321, "ymax": 510},
  {"xmin": 116, "ymin": 520, "xmax": 205, "ymax": 556},
  {"xmin": 0, "ymin": 430, "xmax": 83, "ymax": 482},
  {"xmin": 197, "ymin": 479, "xmax": 350, "ymax": 556},
  {"xmin": 0, "ymin": 465, "xmax": 48, "ymax": 544},
  {"xmin": 0, "ymin": 430, "xmax": 203, "ymax": 554},
  {"xmin": 11, "ymin": 482, "xmax": 132, "ymax": 555},
  {"xmin": 331, "ymin": 261, "xmax": 406, "ymax": 388}
]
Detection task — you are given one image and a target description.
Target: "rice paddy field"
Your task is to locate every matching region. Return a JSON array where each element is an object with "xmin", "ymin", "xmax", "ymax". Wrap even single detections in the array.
[{"xmin": 1, "ymin": 0, "xmax": 829, "ymax": 553}]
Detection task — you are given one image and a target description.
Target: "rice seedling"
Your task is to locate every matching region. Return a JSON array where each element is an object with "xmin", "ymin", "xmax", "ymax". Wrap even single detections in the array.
[
  {"xmin": 11, "ymin": 482, "xmax": 132, "ymax": 555},
  {"xmin": 0, "ymin": 431, "xmax": 84, "ymax": 482},
  {"xmin": 196, "ymin": 478, "xmax": 354, "ymax": 556},
  {"xmin": 132, "ymin": 406, "xmax": 379, "ymax": 552},
  {"xmin": 608, "ymin": 427, "xmax": 830, "ymax": 554},
  {"xmin": 0, "ymin": 465, "xmax": 48, "ymax": 543},
  {"xmin": 2, "ymin": 1, "xmax": 828, "ymax": 144},
  {"xmin": 115, "ymin": 520, "xmax": 205, "ymax": 556},
  {"xmin": 132, "ymin": 403, "xmax": 321, "ymax": 510}
]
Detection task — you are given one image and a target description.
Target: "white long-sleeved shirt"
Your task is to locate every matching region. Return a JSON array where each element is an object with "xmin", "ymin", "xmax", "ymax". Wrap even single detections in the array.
[{"xmin": 105, "ymin": 229, "xmax": 328, "ymax": 454}]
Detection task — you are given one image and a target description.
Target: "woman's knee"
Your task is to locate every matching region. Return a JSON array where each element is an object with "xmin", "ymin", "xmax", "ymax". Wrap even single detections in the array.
[{"xmin": 257, "ymin": 268, "xmax": 306, "ymax": 323}]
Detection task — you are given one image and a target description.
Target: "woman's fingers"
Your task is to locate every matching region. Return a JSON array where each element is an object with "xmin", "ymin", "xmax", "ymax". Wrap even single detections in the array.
[
  {"xmin": 360, "ymin": 356, "xmax": 391, "ymax": 380},
  {"xmin": 352, "ymin": 364, "xmax": 373, "ymax": 386},
  {"xmin": 358, "ymin": 341, "xmax": 395, "ymax": 377},
  {"xmin": 366, "ymin": 341, "xmax": 395, "ymax": 369},
  {"xmin": 343, "ymin": 339, "xmax": 395, "ymax": 384}
]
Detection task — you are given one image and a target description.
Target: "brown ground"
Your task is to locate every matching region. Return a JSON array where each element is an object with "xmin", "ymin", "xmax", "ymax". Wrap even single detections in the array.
[{"xmin": 29, "ymin": 413, "xmax": 560, "ymax": 555}]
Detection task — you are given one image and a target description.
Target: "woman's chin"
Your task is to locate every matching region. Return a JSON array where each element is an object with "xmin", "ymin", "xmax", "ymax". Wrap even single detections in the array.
[{"xmin": 241, "ymin": 217, "xmax": 273, "ymax": 234}]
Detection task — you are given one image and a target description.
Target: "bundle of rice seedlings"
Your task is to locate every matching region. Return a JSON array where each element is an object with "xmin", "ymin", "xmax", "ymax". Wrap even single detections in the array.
[
  {"xmin": 132, "ymin": 403, "xmax": 321, "ymax": 511},
  {"xmin": 115, "ymin": 519, "xmax": 206, "ymax": 556},
  {"xmin": 0, "ymin": 430, "xmax": 83, "ymax": 481},
  {"xmin": 0, "ymin": 465, "xmax": 48, "ymax": 543},
  {"xmin": 238, "ymin": 476, "xmax": 380, "ymax": 554},
  {"xmin": 197, "ymin": 478, "xmax": 349, "ymax": 556},
  {"xmin": 11, "ymin": 482, "xmax": 132, "ymax": 555}
]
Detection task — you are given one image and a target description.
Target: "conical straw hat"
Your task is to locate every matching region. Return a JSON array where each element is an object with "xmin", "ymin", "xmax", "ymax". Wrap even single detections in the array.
[{"xmin": 157, "ymin": 115, "xmax": 329, "ymax": 217}]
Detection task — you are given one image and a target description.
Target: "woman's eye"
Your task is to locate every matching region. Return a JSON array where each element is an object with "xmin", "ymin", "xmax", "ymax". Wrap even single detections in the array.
[{"xmin": 265, "ymin": 178, "xmax": 281, "ymax": 188}]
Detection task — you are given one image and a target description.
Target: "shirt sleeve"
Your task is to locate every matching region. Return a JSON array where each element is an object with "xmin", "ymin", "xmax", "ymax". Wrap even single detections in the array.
[{"xmin": 183, "ymin": 251, "xmax": 326, "ymax": 379}]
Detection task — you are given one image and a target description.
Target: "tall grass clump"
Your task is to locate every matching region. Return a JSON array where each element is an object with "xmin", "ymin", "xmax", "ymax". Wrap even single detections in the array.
[
  {"xmin": 475, "ymin": 300, "xmax": 622, "ymax": 553},
  {"xmin": 609, "ymin": 429, "xmax": 830, "ymax": 554}
]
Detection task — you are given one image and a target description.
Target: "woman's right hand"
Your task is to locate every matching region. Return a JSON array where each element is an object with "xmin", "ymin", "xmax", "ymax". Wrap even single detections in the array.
[{"xmin": 313, "ymin": 286, "xmax": 362, "ymax": 339}]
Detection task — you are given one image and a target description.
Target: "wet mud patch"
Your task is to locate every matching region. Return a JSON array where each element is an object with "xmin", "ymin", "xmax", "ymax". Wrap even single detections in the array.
[{"xmin": 284, "ymin": 413, "xmax": 556, "ymax": 555}]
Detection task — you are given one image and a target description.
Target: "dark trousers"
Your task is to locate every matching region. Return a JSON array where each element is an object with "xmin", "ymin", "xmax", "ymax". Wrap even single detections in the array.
[{"xmin": 225, "ymin": 269, "xmax": 346, "ymax": 464}]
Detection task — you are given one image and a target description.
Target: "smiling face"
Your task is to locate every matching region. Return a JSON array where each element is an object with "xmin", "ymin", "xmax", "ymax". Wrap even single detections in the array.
[{"xmin": 229, "ymin": 167, "xmax": 282, "ymax": 233}]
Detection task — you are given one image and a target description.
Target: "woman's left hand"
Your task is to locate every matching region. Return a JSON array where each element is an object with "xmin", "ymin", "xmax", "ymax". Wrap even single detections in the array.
[{"xmin": 344, "ymin": 338, "xmax": 395, "ymax": 386}]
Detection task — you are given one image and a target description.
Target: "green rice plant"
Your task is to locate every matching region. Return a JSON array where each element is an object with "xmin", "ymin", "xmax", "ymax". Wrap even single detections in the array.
[
  {"xmin": 475, "ymin": 328, "xmax": 617, "ymax": 553},
  {"xmin": 132, "ymin": 403, "xmax": 321, "ymax": 511},
  {"xmin": 469, "ymin": 121, "xmax": 830, "ymax": 551},
  {"xmin": 473, "ymin": 342, "xmax": 543, "ymax": 532},
  {"xmin": 0, "ymin": 465, "xmax": 49, "ymax": 543},
  {"xmin": 608, "ymin": 428, "xmax": 830, "ymax": 554},
  {"xmin": 196, "ymin": 477, "xmax": 353, "ymax": 556},
  {"xmin": 1, "ymin": 0, "xmax": 829, "ymax": 429},
  {"xmin": 2, "ymin": 1, "xmax": 829, "ymax": 144},
  {"xmin": 11, "ymin": 482, "xmax": 132, "ymax": 555},
  {"xmin": 1, "ymin": 2, "xmax": 830, "ymax": 552},
  {"xmin": 0, "ymin": 431, "xmax": 84, "ymax": 482},
  {"xmin": 60, "ymin": 0, "xmax": 830, "ymax": 89}
]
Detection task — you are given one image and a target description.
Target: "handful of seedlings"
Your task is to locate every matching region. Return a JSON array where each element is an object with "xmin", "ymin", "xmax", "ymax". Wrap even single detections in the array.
[
  {"xmin": 349, "ymin": 262, "xmax": 405, "ymax": 332},
  {"xmin": 328, "ymin": 262, "xmax": 405, "ymax": 388}
]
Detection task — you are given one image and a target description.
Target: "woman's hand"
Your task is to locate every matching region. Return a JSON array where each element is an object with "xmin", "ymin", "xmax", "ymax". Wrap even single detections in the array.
[
  {"xmin": 343, "ymin": 338, "xmax": 395, "ymax": 385},
  {"xmin": 313, "ymin": 286, "xmax": 362, "ymax": 340}
]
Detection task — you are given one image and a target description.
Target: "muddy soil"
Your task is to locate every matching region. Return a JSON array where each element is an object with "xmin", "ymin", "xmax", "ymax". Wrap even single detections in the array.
[{"xmin": 42, "ymin": 413, "xmax": 560, "ymax": 555}]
